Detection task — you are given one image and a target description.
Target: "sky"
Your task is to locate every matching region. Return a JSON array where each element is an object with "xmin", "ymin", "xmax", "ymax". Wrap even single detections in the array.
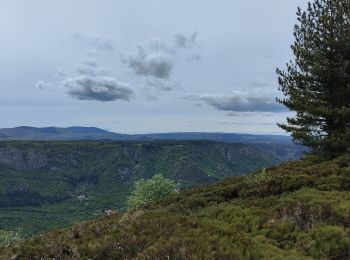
[{"xmin": 0, "ymin": 0, "xmax": 308, "ymax": 134}]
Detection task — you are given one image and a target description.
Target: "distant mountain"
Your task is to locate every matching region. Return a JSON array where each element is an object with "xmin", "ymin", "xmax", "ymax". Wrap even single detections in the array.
[
  {"xmin": 134, "ymin": 132, "xmax": 294, "ymax": 144},
  {"xmin": 0, "ymin": 126, "xmax": 291, "ymax": 143},
  {"xmin": 0, "ymin": 126, "xmax": 307, "ymax": 160},
  {"xmin": 0, "ymin": 126, "xmax": 127, "ymax": 141},
  {"xmin": 0, "ymin": 140, "xmax": 279, "ymax": 234},
  {"xmin": 65, "ymin": 126, "xmax": 112, "ymax": 134}
]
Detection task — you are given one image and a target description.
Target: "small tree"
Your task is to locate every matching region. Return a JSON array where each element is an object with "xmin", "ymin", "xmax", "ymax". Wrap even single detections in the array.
[
  {"xmin": 277, "ymin": 0, "xmax": 350, "ymax": 157},
  {"xmin": 0, "ymin": 229, "xmax": 22, "ymax": 248},
  {"xmin": 128, "ymin": 174, "xmax": 177, "ymax": 209},
  {"xmin": 244, "ymin": 168, "xmax": 272, "ymax": 188}
]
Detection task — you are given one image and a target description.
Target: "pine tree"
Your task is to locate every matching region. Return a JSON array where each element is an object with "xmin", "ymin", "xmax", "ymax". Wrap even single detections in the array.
[{"xmin": 277, "ymin": 0, "xmax": 350, "ymax": 157}]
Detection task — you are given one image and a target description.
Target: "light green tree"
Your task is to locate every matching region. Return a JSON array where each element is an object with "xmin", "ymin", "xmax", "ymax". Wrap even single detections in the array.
[
  {"xmin": 244, "ymin": 168, "xmax": 272, "ymax": 187},
  {"xmin": 0, "ymin": 229, "xmax": 22, "ymax": 248},
  {"xmin": 128, "ymin": 174, "xmax": 177, "ymax": 209}
]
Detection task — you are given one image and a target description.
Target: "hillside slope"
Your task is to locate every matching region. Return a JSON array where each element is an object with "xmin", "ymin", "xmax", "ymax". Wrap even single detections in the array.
[
  {"xmin": 0, "ymin": 140, "xmax": 279, "ymax": 235},
  {"xmin": 3, "ymin": 154, "xmax": 350, "ymax": 259}
]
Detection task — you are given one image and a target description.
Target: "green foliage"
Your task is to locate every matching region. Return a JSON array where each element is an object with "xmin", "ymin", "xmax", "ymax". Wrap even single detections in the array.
[
  {"xmin": 3, "ymin": 154, "xmax": 350, "ymax": 259},
  {"xmin": 307, "ymin": 225, "xmax": 350, "ymax": 259},
  {"xmin": 0, "ymin": 140, "xmax": 280, "ymax": 235},
  {"xmin": 128, "ymin": 174, "xmax": 177, "ymax": 209},
  {"xmin": 0, "ymin": 229, "xmax": 22, "ymax": 248},
  {"xmin": 244, "ymin": 168, "xmax": 272, "ymax": 188},
  {"xmin": 277, "ymin": 0, "xmax": 350, "ymax": 157}
]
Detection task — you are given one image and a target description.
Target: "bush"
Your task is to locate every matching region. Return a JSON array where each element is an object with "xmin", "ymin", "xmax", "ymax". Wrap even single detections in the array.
[
  {"xmin": 244, "ymin": 168, "xmax": 272, "ymax": 188},
  {"xmin": 0, "ymin": 229, "xmax": 23, "ymax": 248},
  {"xmin": 128, "ymin": 174, "xmax": 177, "ymax": 209},
  {"xmin": 300, "ymin": 225, "xmax": 350, "ymax": 259}
]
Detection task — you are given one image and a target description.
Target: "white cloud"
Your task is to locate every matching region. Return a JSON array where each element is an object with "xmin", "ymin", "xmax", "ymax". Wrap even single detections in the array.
[
  {"xmin": 184, "ymin": 81, "xmax": 286, "ymax": 113},
  {"xmin": 198, "ymin": 93, "xmax": 283, "ymax": 112}
]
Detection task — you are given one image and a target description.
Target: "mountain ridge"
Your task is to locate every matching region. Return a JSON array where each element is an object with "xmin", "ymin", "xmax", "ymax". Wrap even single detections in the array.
[
  {"xmin": 0, "ymin": 126, "xmax": 291, "ymax": 142},
  {"xmin": 0, "ymin": 126, "xmax": 307, "ymax": 161}
]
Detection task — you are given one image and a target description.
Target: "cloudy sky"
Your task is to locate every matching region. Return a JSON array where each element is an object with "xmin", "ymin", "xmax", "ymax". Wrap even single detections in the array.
[{"xmin": 0, "ymin": 0, "xmax": 308, "ymax": 134}]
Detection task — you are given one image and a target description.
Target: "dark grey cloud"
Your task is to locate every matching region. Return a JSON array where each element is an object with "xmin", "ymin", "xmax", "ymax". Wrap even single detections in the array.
[
  {"xmin": 37, "ymin": 57, "xmax": 134, "ymax": 102},
  {"xmin": 124, "ymin": 32, "xmax": 200, "ymax": 82},
  {"xmin": 64, "ymin": 76, "xmax": 134, "ymax": 102},
  {"xmin": 73, "ymin": 32, "xmax": 115, "ymax": 51},
  {"xmin": 174, "ymin": 32, "xmax": 198, "ymax": 49},
  {"xmin": 124, "ymin": 46, "xmax": 174, "ymax": 79}
]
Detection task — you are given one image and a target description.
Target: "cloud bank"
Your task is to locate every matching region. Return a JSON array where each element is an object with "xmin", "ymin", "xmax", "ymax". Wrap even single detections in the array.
[
  {"xmin": 198, "ymin": 93, "xmax": 284, "ymax": 112},
  {"xmin": 185, "ymin": 80, "xmax": 286, "ymax": 113}
]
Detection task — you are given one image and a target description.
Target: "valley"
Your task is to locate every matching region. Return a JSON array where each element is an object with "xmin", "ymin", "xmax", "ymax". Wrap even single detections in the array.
[{"xmin": 0, "ymin": 140, "xmax": 282, "ymax": 235}]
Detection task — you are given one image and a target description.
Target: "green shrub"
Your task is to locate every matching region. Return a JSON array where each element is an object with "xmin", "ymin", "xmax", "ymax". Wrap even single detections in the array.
[
  {"xmin": 128, "ymin": 174, "xmax": 177, "ymax": 209},
  {"xmin": 244, "ymin": 168, "xmax": 272, "ymax": 188},
  {"xmin": 0, "ymin": 229, "xmax": 23, "ymax": 248},
  {"xmin": 299, "ymin": 225, "xmax": 350, "ymax": 259}
]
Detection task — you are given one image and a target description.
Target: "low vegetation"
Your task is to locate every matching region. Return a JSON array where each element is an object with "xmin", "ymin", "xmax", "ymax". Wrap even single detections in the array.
[
  {"xmin": 0, "ymin": 229, "xmax": 22, "ymax": 249},
  {"xmin": 128, "ymin": 174, "xmax": 177, "ymax": 209},
  {"xmin": 2, "ymin": 154, "xmax": 350, "ymax": 259},
  {"xmin": 243, "ymin": 167, "xmax": 271, "ymax": 188}
]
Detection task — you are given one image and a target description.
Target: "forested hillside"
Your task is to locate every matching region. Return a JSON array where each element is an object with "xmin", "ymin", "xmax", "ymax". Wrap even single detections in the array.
[{"xmin": 0, "ymin": 140, "xmax": 279, "ymax": 235}]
